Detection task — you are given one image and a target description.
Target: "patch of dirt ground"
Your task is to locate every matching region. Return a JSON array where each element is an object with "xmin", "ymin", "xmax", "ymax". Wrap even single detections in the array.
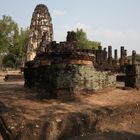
[{"xmin": 0, "ymin": 79, "xmax": 140, "ymax": 140}]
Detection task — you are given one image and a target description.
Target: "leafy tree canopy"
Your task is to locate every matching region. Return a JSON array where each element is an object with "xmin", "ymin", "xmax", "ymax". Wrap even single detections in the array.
[
  {"xmin": 75, "ymin": 28, "xmax": 101, "ymax": 49},
  {"xmin": 0, "ymin": 15, "xmax": 29, "ymax": 68},
  {"xmin": 0, "ymin": 15, "xmax": 18, "ymax": 54}
]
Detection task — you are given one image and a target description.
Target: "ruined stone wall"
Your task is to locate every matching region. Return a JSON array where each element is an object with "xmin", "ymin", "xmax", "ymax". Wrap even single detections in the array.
[
  {"xmin": 27, "ymin": 4, "xmax": 53, "ymax": 61},
  {"xmin": 24, "ymin": 63, "xmax": 116, "ymax": 99},
  {"xmin": 24, "ymin": 4, "xmax": 139, "ymax": 101},
  {"xmin": 136, "ymin": 65, "xmax": 140, "ymax": 88},
  {"xmin": 55, "ymin": 64, "xmax": 116, "ymax": 99},
  {"xmin": 125, "ymin": 64, "xmax": 140, "ymax": 88}
]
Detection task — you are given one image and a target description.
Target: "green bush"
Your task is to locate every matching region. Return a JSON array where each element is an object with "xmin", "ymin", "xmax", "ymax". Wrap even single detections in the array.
[{"xmin": 2, "ymin": 53, "xmax": 19, "ymax": 68}]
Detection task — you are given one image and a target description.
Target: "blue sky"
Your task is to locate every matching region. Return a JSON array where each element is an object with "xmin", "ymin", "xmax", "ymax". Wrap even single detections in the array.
[{"xmin": 0, "ymin": 0, "xmax": 140, "ymax": 54}]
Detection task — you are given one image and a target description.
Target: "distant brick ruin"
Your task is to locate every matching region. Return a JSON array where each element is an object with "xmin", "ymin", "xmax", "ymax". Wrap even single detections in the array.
[
  {"xmin": 26, "ymin": 4, "xmax": 53, "ymax": 61},
  {"xmin": 24, "ymin": 4, "xmax": 140, "ymax": 99}
]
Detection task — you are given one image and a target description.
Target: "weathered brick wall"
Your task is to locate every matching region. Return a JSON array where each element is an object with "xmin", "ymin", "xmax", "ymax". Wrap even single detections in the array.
[
  {"xmin": 24, "ymin": 63, "xmax": 116, "ymax": 99},
  {"xmin": 125, "ymin": 64, "xmax": 140, "ymax": 88},
  {"xmin": 137, "ymin": 65, "xmax": 140, "ymax": 88},
  {"xmin": 55, "ymin": 64, "xmax": 116, "ymax": 91}
]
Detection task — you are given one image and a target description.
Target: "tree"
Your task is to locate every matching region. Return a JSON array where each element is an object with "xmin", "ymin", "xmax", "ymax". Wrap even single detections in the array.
[
  {"xmin": 2, "ymin": 53, "xmax": 17, "ymax": 68},
  {"xmin": 0, "ymin": 15, "xmax": 19, "ymax": 68},
  {"xmin": 75, "ymin": 28, "xmax": 101, "ymax": 49},
  {"xmin": 8, "ymin": 27, "xmax": 30, "ymax": 67},
  {"xmin": 0, "ymin": 15, "xmax": 29, "ymax": 69},
  {"xmin": 0, "ymin": 15, "xmax": 18, "ymax": 53},
  {"xmin": 18, "ymin": 28, "xmax": 30, "ymax": 59},
  {"xmin": 2, "ymin": 27, "xmax": 30, "ymax": 68}
]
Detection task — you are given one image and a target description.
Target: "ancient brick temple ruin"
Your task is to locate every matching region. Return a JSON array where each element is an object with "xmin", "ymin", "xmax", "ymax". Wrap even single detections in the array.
[
  {"xmin": 24, "ymin": 4, "xmax": 140, "ymax": 99},
  {"xmin": 26, "ymin": 4, "xmax": 53, "ymax": 61}
]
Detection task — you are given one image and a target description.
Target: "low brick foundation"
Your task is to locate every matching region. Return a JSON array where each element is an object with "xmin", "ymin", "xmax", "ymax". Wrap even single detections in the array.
[{"xmin": 24, "ymin": 63, "xmax": 116, "ymax": 99}]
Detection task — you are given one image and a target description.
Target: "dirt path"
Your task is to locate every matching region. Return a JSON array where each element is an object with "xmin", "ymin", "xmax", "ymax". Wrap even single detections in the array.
[{"xmin": 0, "ymin": 81, "xmax": 140, "ymax": 140}]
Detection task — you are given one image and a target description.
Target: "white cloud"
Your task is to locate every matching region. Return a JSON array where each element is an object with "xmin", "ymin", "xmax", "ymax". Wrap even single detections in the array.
[
  {"xmin": 64, "ymin": 22, "xmax": 90, "ymax": 32},
  {"xmin": 90, "ymin": 28, "xmax": 140, "ymax": 54},
  {"xmin": 93, "ymin": 28, "xmax": 125, "ymax": 40},
  {"xmin": 52, "ymin": 10, "xmax": 66, "ymax": 16}
]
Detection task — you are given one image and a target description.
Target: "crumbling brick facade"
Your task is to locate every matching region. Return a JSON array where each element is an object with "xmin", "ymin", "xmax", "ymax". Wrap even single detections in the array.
[
  {"xmin": 24, "ymin": 31, "xmax": 117, "ymax": 99},
  {"xmin": 26, "ymin": 4, "xmax": 53, "ymax": 61},
  {"xmin": 125, "ymin": 63, "xmax": 140, "ymax": 88},
  {"xmin": 24, "ymin": 4, "xmax": 140, "ymax": 100}
]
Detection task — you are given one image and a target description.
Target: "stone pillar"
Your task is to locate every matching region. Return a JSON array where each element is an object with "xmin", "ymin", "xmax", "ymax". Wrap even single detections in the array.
[
  {"xmin": 108, "ymin": 46, "xmax": 112, "ymax": 58},
  {"xmin": 108, "ymin": 46, "xmax": 112, "ymax": 65},
  {"xmin": 132, "ymin": 50, "xmax": 136, "ymax": 65},
  {"xmin": 103, "ymin": 48, "xmax": 107, "ymax": 63},
  {"xmin": 125, "ymin": 64, "xmax": 140, "ymax": 89},
  {"xmin": 120, "ymin": 46, "xmax": 125, "ymax": 66},
  {"xmin": 66, "ymin": 31, "xmax": 77, "ymax": 42},
  {"xmin": 124, "ymin": 50, "xmax": 127, "ymax": 57},
  {"xmin": 113, "ymin": 49, "xmax": 119, "ymax": 68},
  {"xmin": 114, "ymin": 49, "xmax": 118, "ymax": 60},
  {"xmin": 95, "ymin": 50, "xmax": 100, "ymax": 66},
  {"xmin": 99, "ymin": 46, "xmax": 103, "ymax": 65},
  {"xmin": 120, "ymin": 46, "xmax": 124, "ymax": 58},
  {"xmin": 124, "ymin": 49, "xmax": 128, "ymax": 64}
]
